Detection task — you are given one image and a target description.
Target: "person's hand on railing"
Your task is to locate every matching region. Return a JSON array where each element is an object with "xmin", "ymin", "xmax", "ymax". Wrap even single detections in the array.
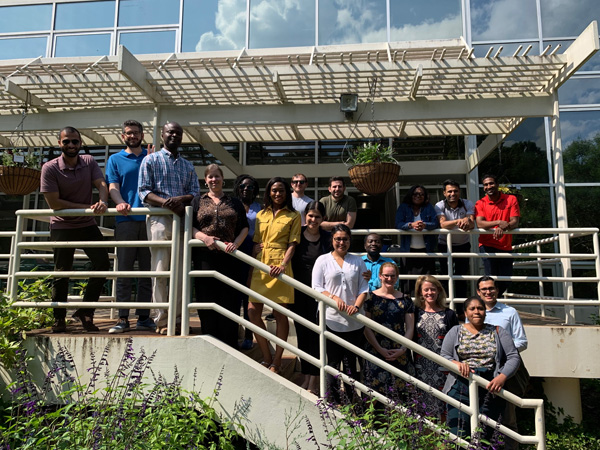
[
  {"xmin": 90, "ymin": 200, "xmax": 108, "ymax": 215},
  {"xmin": 162, "ymin": 197, "xmax": 185, "ymax": 217},
  {"xmin": 116, "ymin": 202, "xmax": 131, "ymax": 216},
  {"xmin": 493, "ymin": 220, "xmax": 510, "ymax": 240},
  {"xmin": 199, "ymin": 233, "xmax": 220, "ymax": 251},
  {"xmin": 452, "ymin": 360, "xmax": 474, "ymax": 378},
  {"xmin": 269, "ymin": 263, "xmax": 286, "ymax": 277},
  {"xmin": 486, "ymin": 373, "xmax": 507, "ymax": 393},
  {"xmin": 224, "ymin": 241, "xmax": 238, "ymax": 253}
]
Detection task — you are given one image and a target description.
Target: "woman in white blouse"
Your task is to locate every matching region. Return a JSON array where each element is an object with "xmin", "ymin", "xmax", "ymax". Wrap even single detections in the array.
[{"xmin": 312, "ymin": 224, "xmax": 368, "ymax": 403}]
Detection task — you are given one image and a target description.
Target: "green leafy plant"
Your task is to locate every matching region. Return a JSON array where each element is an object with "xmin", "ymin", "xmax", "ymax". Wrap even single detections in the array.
[
  {"xmin": 346, "ymin": 141, "xmax": 399, "ymax": 166},
  {"xmin": 1, "ymin": 149, "xmax": 41, "ymax": 169},
  {"xmin": 0, "ymin": 274, "xmax": 54, "ymax": 367}
]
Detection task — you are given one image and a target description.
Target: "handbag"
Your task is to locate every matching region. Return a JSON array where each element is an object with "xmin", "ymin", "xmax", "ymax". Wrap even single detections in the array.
[{"xmin": 496, "ymin": 326, "xmax": 530, "ymax": 396}]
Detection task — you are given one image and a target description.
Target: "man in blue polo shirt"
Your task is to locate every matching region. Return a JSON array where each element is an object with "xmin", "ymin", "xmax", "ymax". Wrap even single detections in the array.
[
  {"xmin": 361, "ymin": 233, "xmax": 398, "ymax": 291},
  {"xmin": 106, "ymin": 120, "xmax": 154, "ymax": 333}
]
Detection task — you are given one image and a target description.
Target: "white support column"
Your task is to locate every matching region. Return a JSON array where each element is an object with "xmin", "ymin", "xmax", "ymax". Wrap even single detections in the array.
[
  {"xmin": 542, "ymin": 378, "xmax": 582, "ymax": 424},
  {"xmin": 466, "ymin": 135, "xmax": 480, "ymax": 288},
  {"xmin": 550, "ymin": 93, "xmax": 574, "ymax": 324}
]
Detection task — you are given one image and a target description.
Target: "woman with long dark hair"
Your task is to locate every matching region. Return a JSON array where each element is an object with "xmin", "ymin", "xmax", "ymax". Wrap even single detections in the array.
[
  {"xmin": 248, "ymin": 177, "xmax": 301, "ymax": 374},
  {"xmin": 312, "ymin": 224, "xmax": 368, "ymax": 403},
  {"xmin": 291, "ymin": 201, "xmax": 331, "ymax": 394}
]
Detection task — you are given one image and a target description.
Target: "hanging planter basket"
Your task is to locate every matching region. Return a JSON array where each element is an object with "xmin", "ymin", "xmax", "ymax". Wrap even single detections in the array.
[
  {"xmin": 348, "ymin": 162, "xmax": 400, "ymax": 195},
  {"xmin": 0, "ymin": 165, "xmax": 41, "ymax": 196}
]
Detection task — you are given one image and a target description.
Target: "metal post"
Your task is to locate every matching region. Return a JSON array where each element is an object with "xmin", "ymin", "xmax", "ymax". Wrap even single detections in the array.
[
  {"xmin": 469, "ymin": 376, "xmax": 480, "ymax": 439},
  {"xmin": 550, "ymin": 93, "xmax": 574, "ymax": 324},
  {"xmin": 9, "ymin": 214, "xmax": 25, "ymax": 299},
  {"xmin": 593, "ymin": 233, "xmax": 600, "ymax": 318},
  {"xmin": 447, "ymin": 232, "xmax": 455, "ymax": 309},
  {"xmin": 181, "ymin": 206, "xmax": 193, "ymax": 336},
  {"xmin": 167, "ymin": 213, "xmax": 181, "ymax": 336},
  {"xmin": 319, "ymin": 300, "xmax": 327, "ymax": 398},
  {"xmin": 536, "ymin": 244, "xmax": 546, "ymax": 317}
]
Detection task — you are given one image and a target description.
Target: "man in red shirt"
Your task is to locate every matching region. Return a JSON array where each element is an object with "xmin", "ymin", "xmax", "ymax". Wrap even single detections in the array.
[{"xmin": 475, "ymin": 174, "xmax": 520, "ymax": 294}]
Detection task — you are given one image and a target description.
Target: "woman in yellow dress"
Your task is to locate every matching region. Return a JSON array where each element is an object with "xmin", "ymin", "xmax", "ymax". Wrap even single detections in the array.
[{"xmin": 249, "ymin": 177, "xmax": 301, "ymax": 374}]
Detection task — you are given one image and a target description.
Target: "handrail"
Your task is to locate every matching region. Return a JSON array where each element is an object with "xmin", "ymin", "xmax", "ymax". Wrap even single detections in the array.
[{"xmin": 8, "ymin": 207, "xmax": 600, "ymax": 449}]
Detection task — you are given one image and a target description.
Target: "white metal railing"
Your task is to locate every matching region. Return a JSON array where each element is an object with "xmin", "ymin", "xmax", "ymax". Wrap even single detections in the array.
[{"xmin": 7, "ymin": 207, "xmax": 600, "ymax": 449}]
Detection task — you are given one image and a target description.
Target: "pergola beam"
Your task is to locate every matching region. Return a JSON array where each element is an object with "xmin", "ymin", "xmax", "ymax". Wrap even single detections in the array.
[
  {"xmin": 467, "ymin": 133, "xmax": 508, "ymax": 171},
  {"xmin": 117, "ymin": 45, "xmax": 165, "ymax": 104},
  {"xmin": 185, "ymin": 126, "xmax": 243, "ymax": 175},
  {"xmin": 4, "ymin": 79, "xmax": 47, "ymax": 110},
  {"xmin": 80, "ymin": 129, "xmax": 108, "ymax": 146}
]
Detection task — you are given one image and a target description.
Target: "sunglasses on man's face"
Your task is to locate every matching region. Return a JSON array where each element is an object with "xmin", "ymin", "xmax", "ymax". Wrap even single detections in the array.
[
  {"xmin": 61, "ymin": 139, "xmax": 80, "ymax": 145},
  {"xmin": 291, "ymin": 179, "xmax": 306, "ymax": 185}
]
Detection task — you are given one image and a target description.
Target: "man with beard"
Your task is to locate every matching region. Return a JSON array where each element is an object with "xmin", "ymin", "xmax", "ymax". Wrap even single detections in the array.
[
  {"xmin": 41, "ymin": 126, "xmax": 111, "ymax": 333},
  {"xmin": 361, "ymin": 233, "xmax": 398, "ymax": 292},
  {"xmin": 475, "ymin": 174, "xmax": 520, "ymax": 295},
  {"xmin": 138, "ymin": 122, "xmax": 200, "ymax": 334},
  {"xmin": 105, "ymin": 120, "xmax": 154, "ymax": 333},
  {"xmin": 319, "ymin": 176, "xmax": 357, "ymax": 231}
]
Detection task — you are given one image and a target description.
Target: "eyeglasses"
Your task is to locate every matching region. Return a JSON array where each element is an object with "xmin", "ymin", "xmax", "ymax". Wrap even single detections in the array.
[
  {"xmin": 478, "ymin": 287, "xmax": 497, "ymax": 292},
  {"xmin": 61, "ymin": 139, "xmax": 80, "ymax": 145},
  {"xmin": 291, "ymin": 180, "xmax": 306, "ymax": 185},
  {"xmin": 123, "ymin": 131, "xmax": 141, "ymax": 137},
  {"xmin": 240, "ymin": 184, "xmax": 254, "ymax": 191},
  {"xmin": 412, "ymin": 192, "xmax": 425, "ymax": 197},
  {"xmin": 333, "ymin": 237, "xmax": 349, "ymax": 243}
]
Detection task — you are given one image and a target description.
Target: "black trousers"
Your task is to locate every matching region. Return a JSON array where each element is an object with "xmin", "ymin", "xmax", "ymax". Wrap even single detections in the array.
[
  {"xmin": 290, "ymin": 290, "xmax": 319, "ymax": 376},
  {"xmin": 326, "ymin": 326, "xmax": 365, "ymax": 403},
  {"xmin": 193, "ymin": 247, "xmax": 240, "ymax": 349},
  {"xmin": 51, "ymin": 225, "xmax": 110, "ymax": 319}
]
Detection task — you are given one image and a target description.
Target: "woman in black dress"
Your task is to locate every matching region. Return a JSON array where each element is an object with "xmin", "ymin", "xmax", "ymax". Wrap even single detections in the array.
[{"xmin": 290, "ymin": 201, "xmax": 331, "ymax": 394}]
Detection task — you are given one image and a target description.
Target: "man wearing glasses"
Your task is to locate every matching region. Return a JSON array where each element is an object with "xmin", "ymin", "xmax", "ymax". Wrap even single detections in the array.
[
  {"xmin": 105, "ymin": 120, "xmax": 154, "ymax": 334},
  {"xmin": 476, "ymin": 275, "xmax": 527, "ymax": 449},
  {"xmin": 41, "ymin": 126, "xmax": 111, "ymax": 333},
  {"xmin": 291, "ymin": 173, "xmax": 313, "ymax": 225}
]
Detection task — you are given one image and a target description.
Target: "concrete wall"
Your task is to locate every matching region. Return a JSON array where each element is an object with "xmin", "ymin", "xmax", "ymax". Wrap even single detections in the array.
[{"xmin": 0, "ymin": 335, "xmax": 332, "ymax": 449}]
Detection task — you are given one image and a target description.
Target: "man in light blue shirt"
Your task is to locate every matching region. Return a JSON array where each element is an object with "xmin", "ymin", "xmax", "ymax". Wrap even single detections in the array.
[
  {"xmin": 476, "ymin": 275, "xmax": 528, "ymax": 351},
  {"xmin": 361, "ymin": 233, "xmax": 398, "ymax": 292}
]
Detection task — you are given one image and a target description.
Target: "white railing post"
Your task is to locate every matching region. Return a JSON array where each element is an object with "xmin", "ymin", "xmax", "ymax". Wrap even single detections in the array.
[
  {"xmin": 167, "ymin": 213, "xmax": 181, "ymax": 337},
  {"xmin": 319, "ymin": 300, "xmax": 327, "ymax": 398},
  {"xmin": 536, "ymin": 244, "xmax": 546, "ymax": 317},
  {"xmin": 594, "ymin": 232, "xmax": 600, "ymax": 319},
  {"xmin": 8, "ymin": 214, "xmax": 25, "ymax": 299},
  {"xmin": 181, "ymin": 206, "xmax": 193, "ymax": 337},
  {"xmin": 447, "ymin": 232, "xmax": 455, "ymax": 309},
  {"xmin": 469, "ymin": 377, "xmax": 480, "ymax": 439}
]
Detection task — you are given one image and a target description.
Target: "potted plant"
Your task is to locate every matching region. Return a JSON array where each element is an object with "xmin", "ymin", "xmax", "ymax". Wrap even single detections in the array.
[
  {"xmin": 0, "ymin": 149, "xmax": 42, "ymax": 196},
  {"xmin": 346, "ymin": 141, "xmax": 400, "ymax": 195}
]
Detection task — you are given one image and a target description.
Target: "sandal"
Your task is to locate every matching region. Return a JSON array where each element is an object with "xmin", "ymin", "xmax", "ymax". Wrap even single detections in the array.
[
  {"xmin": 260, "ymin": 361, "xmax": 270, "ymax": 368},
  {"xmin": 268, "ymin": 364, "xmax": 280, "ymax": 375}
]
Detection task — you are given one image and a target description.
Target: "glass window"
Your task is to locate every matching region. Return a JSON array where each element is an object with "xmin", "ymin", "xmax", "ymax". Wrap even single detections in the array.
[
  {"xmin": 561, "ymin": 112, "xmax": 600, "ymax": 183},
  {"xmin": 559, "ymin": 78, "xmax": 600, "ymax": 105},
  {"xmin": 473, "ymin": 42, "xmax": 538, "ymax": 58},
  {"xmin": 318, "ymin": 0, "xmax": 386, "ymax": 45},
  {"xmin": 390, "ymin": 0, "xmax": 462, "ymax": 41},
  {"xmin": 0, "ymin": 4, "xmax": 52, "ymax": 32},
  {"xmin": 54, "ymin": 34, "xmax": 111, "ymax": 57},
  {"xmin": 249, "ymin": 0, "xmax": 315, "ymax": 49},
  {"xmin": 0, "ymin": 37, "xmax": 47, "ymax": 60},
  {"xmin": 478, "ymin": 118, "xmax": 548, "ymax": 183},
  {"xmin": 470, "ymin": 0, "xmax": 538, "ymax": 41},
  {"xmin": 541, "ymin": 0, "xmax": 599, "ymax": 38},
  {"xmin": 55, "ymin": 1, "xmax": 115, "ymax": 30},
  {"xmin": 118, "ymin": 0, "xmax": 179, "ymax": 27},
  {"xmin": 119, "ymin": 30, "xmax": 177, "ymax": 54},
  {"xmin": 183, "ymin": 0, "xmax": 246, "ymax": 52}
]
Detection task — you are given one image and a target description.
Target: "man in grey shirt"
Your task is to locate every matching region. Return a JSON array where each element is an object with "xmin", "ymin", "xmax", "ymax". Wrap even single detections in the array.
[{"xmin": 435, "ymin": 179, "xmax": 474, "ymax": 315}]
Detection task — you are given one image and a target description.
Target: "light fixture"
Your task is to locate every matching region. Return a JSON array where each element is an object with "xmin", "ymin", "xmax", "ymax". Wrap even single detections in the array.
[{"xmin": 340, "ymin": 93, "xmax": 358, "ymax": 119}]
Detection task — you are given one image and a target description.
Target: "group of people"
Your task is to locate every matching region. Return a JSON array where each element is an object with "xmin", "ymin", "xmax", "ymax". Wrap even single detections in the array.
[{"xmin": 40, "ymin": 120, "xmax": 527, "ymax": 444}]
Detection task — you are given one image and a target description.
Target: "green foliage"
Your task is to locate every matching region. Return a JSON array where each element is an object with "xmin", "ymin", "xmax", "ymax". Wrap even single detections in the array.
[
  {"xmin": 0, "ymin": 274, "xmax": 54, "ymax": 368},
  {"xmin": 1, "ymin": 149, "xmax": 41, "ymax": 169},
  {"xmin": 0, "ymin": 340, "xmax": 247, "ymax": 450},
  {"xmin": 346, "ymin": 141, "xmax": 399, "ymax": 166}
]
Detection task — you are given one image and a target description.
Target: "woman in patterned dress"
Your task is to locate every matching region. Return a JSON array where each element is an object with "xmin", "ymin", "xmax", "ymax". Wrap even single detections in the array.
[
  {"xmin": 363, "ymin": 262, "xmax": 415, "ymax": 396},
  {"xmin": 413, "ymin": 275, "xmax": 459, "ymax": 417},
  {"xmin": 441, "ymin": 296, "xmax": 520, "ymax": 440},
  {"xmin": 248, "ymin": 177, "xmax": 301, "ymax": 374}
]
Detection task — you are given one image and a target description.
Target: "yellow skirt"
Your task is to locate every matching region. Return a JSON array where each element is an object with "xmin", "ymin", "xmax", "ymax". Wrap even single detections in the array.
[{"xmin": 249, "ymin": 247, "xmax": 294, "ymax": 304}]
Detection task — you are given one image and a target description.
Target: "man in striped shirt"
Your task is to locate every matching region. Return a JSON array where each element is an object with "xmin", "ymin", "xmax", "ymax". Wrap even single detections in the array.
[{"xmin": 138, "ymin": 122, "xmax": 200, "ymax": 334}]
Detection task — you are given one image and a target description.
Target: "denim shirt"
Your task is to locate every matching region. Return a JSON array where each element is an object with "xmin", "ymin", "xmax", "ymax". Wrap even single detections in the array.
[{"xmin": 394, "ymin": 203, "xmax": 439, "ymax": 252}]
